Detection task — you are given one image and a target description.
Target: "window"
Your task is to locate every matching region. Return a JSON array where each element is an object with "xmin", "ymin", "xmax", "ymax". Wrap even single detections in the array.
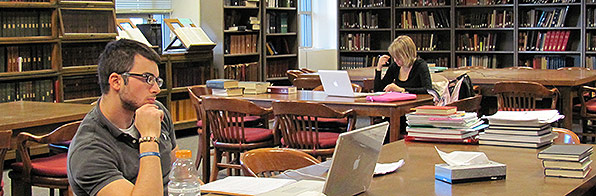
[
  {"xmin": 115, "ymin": 0, "xmax": 173, "ymax": 52},
  {"xmin": 299, "ymin": 0, "xmax": 312, "ymax": 48}
]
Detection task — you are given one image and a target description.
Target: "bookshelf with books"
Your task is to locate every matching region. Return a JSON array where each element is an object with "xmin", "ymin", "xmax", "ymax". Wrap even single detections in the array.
[
  {"xmin": 263, "ymin": 0, "xmax": 298, "ymax": 81},
  {"xmin": 223, "ymin": 0, "xmax": 262, "ymax": 81}
]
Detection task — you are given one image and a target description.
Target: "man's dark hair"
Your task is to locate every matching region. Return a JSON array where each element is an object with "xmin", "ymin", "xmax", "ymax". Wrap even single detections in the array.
[{"xmin": 97, "ymin": 39, "xmax": 161, "ymax": 94}]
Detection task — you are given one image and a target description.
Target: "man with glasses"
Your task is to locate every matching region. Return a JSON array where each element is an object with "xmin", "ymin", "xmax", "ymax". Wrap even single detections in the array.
[{"xmin": 68, "ymin": 39, "xmax": 178, "ymax": 196}]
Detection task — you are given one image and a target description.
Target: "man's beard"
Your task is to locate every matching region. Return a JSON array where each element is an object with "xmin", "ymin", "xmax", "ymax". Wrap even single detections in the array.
[{"xmin": 119, "ymin": 89, "xmax": 140, "ymax": 112}]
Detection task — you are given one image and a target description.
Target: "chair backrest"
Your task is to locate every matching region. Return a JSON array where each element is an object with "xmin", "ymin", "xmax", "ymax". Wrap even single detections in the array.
[
  {"xmin": 446, "ymin": 94, "xmax": 483, "ymax": 114},
  {"xmin": 286, "ymin": 70, "xmax": 305, "ymax": 84},
  {"xmin": 313, "ymin": 83, "xmax": 362, "ymax": 93},
  {"xmin": 17, "ymin": 121, "xmax": 81, "ymax": 180},
  {"xmin": 202, "ymin": 97, "xmax": 272, "ymax": 143},
  {"xmin": 188, "ymin": 85, "xmax": 212, "ymax": 124},
  {"xmin": 504, "ymin": 66, "xmax": 533, "ymax": 70},
  {"xmin": 292, "ymin": 77, "xmax": 322, "ymax": 90},
  {"xmin": 552, "ymin": 128, "xmax": 581, "ymax": 144},
  {"xmin": 557, "ymin": 67, "xmax": 591, "ymax": 71},
  {"xmin": 240, "ymin": 148, "xmax": 320, "ymax": 177},
  {"xmin": 300, "ymin": 68, "xmax": 316, "ymax": 73},
  {"xmin": 493, "ymin": 81, "xmax": 559, "ymax": 111},
  {"xmin": 272, "ymin": 100, "xmax": 356, "ymax": 149}
]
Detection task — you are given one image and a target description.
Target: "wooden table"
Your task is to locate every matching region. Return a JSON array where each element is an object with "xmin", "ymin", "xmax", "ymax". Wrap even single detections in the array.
[
  {"xmin": 0, "ymin": 101, "xmax": 93, "ymax": 159},
  {"xmin": 367, "ymin": 141, "xmax": 596, "ymax": 196},
  {"xmin": 199, "ymin": 91, "xmax": 433, "ymax": 182},
  {"xmin": 436, "ymin": 68, "xmax": 596, "ymax": 129}
]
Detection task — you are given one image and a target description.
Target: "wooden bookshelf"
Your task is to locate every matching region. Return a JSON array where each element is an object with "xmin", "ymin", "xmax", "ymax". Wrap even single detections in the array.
[
  {"xmin": 223, "ymin": 0, "xmax": 262, "ymax": 81},
  {"xmin": 263, "ymin": 0, "xmax": 298, "ymax": 82},
  {"xmin": 338, "ymin": 0, "xmax": 591, "ymax": 69}
]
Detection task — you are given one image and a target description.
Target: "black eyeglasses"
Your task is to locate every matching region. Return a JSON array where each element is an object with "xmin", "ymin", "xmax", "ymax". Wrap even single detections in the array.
[{"xmin": 121, "ymin": 72, "xmax": 163, "ymax": 88}]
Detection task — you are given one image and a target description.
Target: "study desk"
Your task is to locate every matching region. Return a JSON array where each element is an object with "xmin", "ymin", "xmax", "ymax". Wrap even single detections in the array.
[
  {"xmin": 365, "ymin": 141, "xmax": 596, "ymax": 196},
  {"xmin": 0, "ymin": 101, "xmax": 93, "ymax": 159},
  {"xmin": 199, "ymin": 91, "xmax": 433, "ymax": 182},
  {"xmin": 436, "ymin": 68, "xmax": 596, "ymax": 129}
]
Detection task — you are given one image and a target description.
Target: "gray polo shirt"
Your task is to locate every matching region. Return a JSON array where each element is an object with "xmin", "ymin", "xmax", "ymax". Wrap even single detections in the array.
[{"xmin": 67, "ymin": 99, "xmax": 176, "ymax": 196}]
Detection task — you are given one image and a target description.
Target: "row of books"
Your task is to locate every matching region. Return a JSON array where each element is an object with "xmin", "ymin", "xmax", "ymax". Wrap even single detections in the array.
[
  {"xmin": 398, "ymin": 10, "xmax": 450, "ymax": 29},
  {"xmin": 456, "ymin": 11, "xmax": 513, "ymax": 28},
  {"xmin": 586, "ymin": 32, "xmax": 596, "ymax": 51},
  {"xmin": 169, "ymin": 98, "xmax": 197, "ymax": 123},
  {"xmin": 456, "ymin": 55, "xmax": 498, "ymax": 68},
  {"xmin": 340, "ymin": 12, "xmax": 381, "ymax": 29},
  {"xmin": 586, "ymin": 56, "xmax": 596, "ymax": 69},
  {"xmin": 266, "ymin": 0, "xmax": 294, "ymax": 8},
  {"xmin": 428, "ymin": 57, "xmax": 449, "ymax": 67},
  {"xmin": 539, "ymin": 145, "xmax": 592, "ymax": 178},
  {"xmin": 587, "ymin": 8, "xmax": 596, "ymax": 27},
  {"xmin": 265, "ymin": 38, "xmax": 292, "ymax": 55},
  {"xmin": 520, "ymin": 0, "xmax": 576, "ymax": 3},
  {"xmin": 225, "ymin": 0, "xmax": 259, "ymax": 7},
  {"xmin": 224, "ymin": 34, "xmax": 258, "ymax": 55},
  {"xmin": 456, "ymin": 0, "xmax": 511, "ymax": 5},
  {"xmin": 62, "ymin": 42, "xmax": 105, "ymax": 67},
  {"xmin": 172, "ymin": 62, "xmax": 209, "ymax": 88},
  {"xmin": 520, "ymin": 7, "xmax": 569, "ymax": 28},
  {"xmin": 457, "ymin": 33, "xmax": 498, "ymax": 51},
  {"xmin": 339, "ymin": 55, "xmax": 378, "ymax": 70},
  {"xmin": 225, "ymin": 12, "xmax": 259, "ymax": 31},
  {"xmin": 519, "ymin": 56, "xmax": 577, "ymax": 70},
  {"xmin": 224, "ymin": 62, "xmax": 259, "ymax": 81},
  {"xmin": 0, "ymin": 79, "xmax": 53, "ymax": 103},
  {"xmin": 62, "ymin": 75, "xmax": 100, "ymax": 100},
  {"xmin": 0, "ymin": 10, "xmax": 52, "ymax": 37},
  {"xmin": 407, "ymin": 33, "xmax": 441, "ymax": 51},
  {"xmin": 339, "ymin": 0, "xmax": 387, "ymax": 7},
  {"xmin": 266, "ymin": 12, "xmax": 289, "ymax": 34},
  {"xmin": 405, "ymin": 106, "xmax": 486, "ymax": 143},
  {"xmin": 0, "ymin": 44, "xmax": 52, "ymax": 73},
  {"xmin": 480, "ymin": 110, "xmax": 562, "ymax": 148},
  {"xmin": 340, "ymin": 33, "xmax": 371, "ymax": 51},
  {"xmin": 62, "ymin": 10, "xmax": 113, "ymax": 34},
  {"xmin": 266, "ymin": 59, "xmax": 294, "ymax": 78},
  {"xmin": 518, "ymin": 31, "xmax": 570, "ymax": 52},
  {"xmin": 396, "ymin": 0, "xmax": 447, "ymax": 7}
]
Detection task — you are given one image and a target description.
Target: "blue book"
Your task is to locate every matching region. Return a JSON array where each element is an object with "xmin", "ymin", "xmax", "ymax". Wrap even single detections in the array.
[{"xmin": 206, "ymin": 79, "xmax": 239, "ymax": 89}]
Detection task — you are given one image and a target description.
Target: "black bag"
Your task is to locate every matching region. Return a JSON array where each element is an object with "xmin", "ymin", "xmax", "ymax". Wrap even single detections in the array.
[{"xmin": 448, "ymin": 73, "xmax": 475, "ymax": 100}]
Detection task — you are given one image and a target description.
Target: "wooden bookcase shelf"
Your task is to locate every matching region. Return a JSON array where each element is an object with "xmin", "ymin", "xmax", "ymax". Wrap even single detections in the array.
[{"xmin": 339, "ymin": 0, "xmax": 590, "ymax": 69}]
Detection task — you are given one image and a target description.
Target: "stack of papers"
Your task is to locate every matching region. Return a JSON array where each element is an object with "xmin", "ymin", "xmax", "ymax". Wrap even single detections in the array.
[{"xmin": 479, "ymin": 110, "xmax": 563, "ymax": 148}]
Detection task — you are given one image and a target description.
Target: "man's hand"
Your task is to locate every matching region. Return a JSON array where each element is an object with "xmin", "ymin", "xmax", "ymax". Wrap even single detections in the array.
[
  {"xmin": 384, "ymin": 83, "xmax": 405, "ymax": 92},
  {"xmin": 135, "ymin": 104, "xmax": 164, "ymax": 138},
  {"xmin": 377, "ymin": 55, "xmax": 391, "ymax": 70}
]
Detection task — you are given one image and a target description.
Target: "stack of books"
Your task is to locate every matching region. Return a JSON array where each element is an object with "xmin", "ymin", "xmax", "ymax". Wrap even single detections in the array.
[
  {"xmin": 206, "ymin": 79, "xmax": 244, "ymax": 96},
  {"xmin": 538, "ymin": 145, "xmax": 593, "ymax": 178},
  {"xmin": 480, "ymin": 110, "xmax": 563, "ymax": 148},
  {"xmin": 405, "ymin": 106, "xmax": 487, "ymax": 143},
  {"xmin": 238, "ymin": 81, "xmax": 270, "ymax": 95}
]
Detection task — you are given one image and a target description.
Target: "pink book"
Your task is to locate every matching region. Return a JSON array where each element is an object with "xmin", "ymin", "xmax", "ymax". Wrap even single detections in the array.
[{"xmin": 365, "ymin": 92, "xmax": 417, "ymax": 102}]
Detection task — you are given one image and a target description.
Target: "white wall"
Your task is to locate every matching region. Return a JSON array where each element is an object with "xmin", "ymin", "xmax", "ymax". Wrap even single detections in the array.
[
  {"xmin": 171, "ymin": 0, "xmax": 201, "ymax": 25},
  {"xmin": 299, "ymin": 0, "xmax": 338, "ymax": 71}
]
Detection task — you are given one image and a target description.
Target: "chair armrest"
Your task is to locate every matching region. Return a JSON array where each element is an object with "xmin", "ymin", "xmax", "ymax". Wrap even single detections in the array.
[
  {"xmin": 16, "ymin": 132, "xmax": 42, "ymax": 180},
  {"xmin": 579, "ymin": 86, "xmax": 596, "ymax": 117}
]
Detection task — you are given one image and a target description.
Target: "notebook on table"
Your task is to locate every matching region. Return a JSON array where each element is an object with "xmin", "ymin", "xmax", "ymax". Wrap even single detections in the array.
[
  {"xmin": 258, "ymin": 122, "xmax": 390, "ymax": 196},
  {"xmin": 318, "ymin": 70, "xmax": 384, "ymax": 97}
]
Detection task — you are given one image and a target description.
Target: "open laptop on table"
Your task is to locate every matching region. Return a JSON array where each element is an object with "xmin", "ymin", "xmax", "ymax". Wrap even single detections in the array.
[
  {"xmin": 318, "ymin": 70, "xmax": 384, "ymax": 97},
  {"xmin": 258, "ymin": 122, "xmax": 389, "ymax": 196}
]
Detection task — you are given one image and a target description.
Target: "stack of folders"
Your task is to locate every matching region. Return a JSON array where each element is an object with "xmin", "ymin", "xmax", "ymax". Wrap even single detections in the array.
[
  {"xmin": 480, "ymin": 110, "xmax": 563, "ymax": 148},
  {"xmin": 405, "ymin": 106, "xmax": 487, "ymax": 144},
  {"xmin": 206, "ymin": 79, "xmax": 244, "ymax": 96},
  {"xmin": 239, "ymin": 81, "xmax": 270, "ymax": 95},
  {"xmin": 538, "ymin": 145, "xmax": 593, "ymax": 178}
]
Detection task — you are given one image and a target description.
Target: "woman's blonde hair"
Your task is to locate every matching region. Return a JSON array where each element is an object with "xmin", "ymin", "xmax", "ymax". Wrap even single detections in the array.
[{"xmin": 388, "ymin": 35, "xmax": 417, "ymax": 67}]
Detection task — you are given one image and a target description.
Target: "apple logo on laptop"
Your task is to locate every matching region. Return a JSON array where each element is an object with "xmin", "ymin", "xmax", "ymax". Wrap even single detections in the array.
[
  {"xmin": 353, "ymin": 155, "xmax": 361, "ymax": 170},
  {"xmin": 333, "ymin": 81, "xmax": 339, "ymax": 87}
]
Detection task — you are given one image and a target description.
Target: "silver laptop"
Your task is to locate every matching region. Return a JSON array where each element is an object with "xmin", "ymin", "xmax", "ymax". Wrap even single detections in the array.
[
  {"xmin": 258, "ymin": 122, "xmax": 389, "ymax": 196},
  {"xmin": 318, "ymin": 70, "xmax": 382, "ymax": 97}
]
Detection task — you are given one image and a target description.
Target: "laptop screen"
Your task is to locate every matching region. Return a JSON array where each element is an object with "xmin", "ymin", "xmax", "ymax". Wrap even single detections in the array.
[{"xmin": 318, "ymin": 70, "xmax": 356, "ymax": 97}]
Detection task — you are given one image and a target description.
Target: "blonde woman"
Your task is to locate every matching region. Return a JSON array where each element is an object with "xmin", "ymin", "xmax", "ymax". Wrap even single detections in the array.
[{"xmin": 374, "ymin": 35, "xmax": 432, "ymax": 94}]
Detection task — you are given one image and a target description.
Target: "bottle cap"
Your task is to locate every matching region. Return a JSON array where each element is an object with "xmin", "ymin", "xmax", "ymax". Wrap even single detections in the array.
[{"xmin": 175, "ymin": 149, "xmax": 192, "ymax": 159}]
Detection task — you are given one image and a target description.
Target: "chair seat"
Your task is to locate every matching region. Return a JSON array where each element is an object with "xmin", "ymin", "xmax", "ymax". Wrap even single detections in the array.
[
  {"xmin": 281, "ymin": 132, "xmax": 340, "ymax": 148},
  {"xmin": 213, "ymin": 127, "xmax": 274, "ymax": 143},
  {"xmin": 11, "ymin": 153, "xmax": 67, "ymax": 177},
  {"xmin": 574, "ymin": 98, "xmax": 596, "ymax": 113},
  {"xmin": 316, "ymin": 117, "xmax": 348, "ymax": 125},
  {"xmin": 197, "ymin": 115, "xmax": 263, "ymax": 128}
]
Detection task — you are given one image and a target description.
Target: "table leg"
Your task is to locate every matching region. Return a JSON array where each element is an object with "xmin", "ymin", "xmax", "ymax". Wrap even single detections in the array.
[
  {"xmin": 202, "ymin": 127, "xmax": 211, "ymax": 183},
  {"xmin": 389, "ymin": 108, "xmax": 401, "ymax": 142},
  {"xmin": 559, "ymin": 87, "xmax": 573, "ymax": 129}
]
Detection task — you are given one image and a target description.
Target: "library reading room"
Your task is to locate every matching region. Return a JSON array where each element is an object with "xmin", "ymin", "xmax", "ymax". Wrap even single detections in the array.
[{"xmin": 4, "ymin": 0, "xmax": 596, "ymax": 195}]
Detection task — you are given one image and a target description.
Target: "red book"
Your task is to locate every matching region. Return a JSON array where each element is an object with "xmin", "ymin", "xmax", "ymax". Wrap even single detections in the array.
[
  {"xmin": 561, "ymin": 31, "xmax": 570, "ymax": 51},
  {"xmin": 267, "ymin": 86, "xmax": 297, "ymax": 94}
]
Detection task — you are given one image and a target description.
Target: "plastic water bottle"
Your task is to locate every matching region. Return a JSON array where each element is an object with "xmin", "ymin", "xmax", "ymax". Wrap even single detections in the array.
[{"xmin": 168, "ymin": 150, "xmax": 201, "ymax": 196}]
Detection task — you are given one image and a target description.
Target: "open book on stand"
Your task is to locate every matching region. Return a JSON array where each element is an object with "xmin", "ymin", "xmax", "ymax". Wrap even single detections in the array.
[{"xmin": 164, "ymin": 18, "xmax": 215, "ymax": 51}]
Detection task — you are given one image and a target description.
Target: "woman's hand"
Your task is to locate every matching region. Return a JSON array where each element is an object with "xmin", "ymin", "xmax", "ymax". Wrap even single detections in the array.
[
  {"xmin": 377, "ymin": 55, "xmax": 391, "ymax": 70},
  {"xmin": 384, "ymin": 83, "xmax": 405, "ymax": 92}
]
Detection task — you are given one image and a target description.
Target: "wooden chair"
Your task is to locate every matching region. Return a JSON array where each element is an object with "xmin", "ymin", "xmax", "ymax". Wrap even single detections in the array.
[
  {"xmin": 202, "ymin": 97, "xmax": 277, "ymax": 182},
  {"xmin": 446, "ymin": 94, "xmax": 483, "ymax": 116},
  {"xmin": 286, "ymin": 70, "xmax": 305, "ymax": 85},
  {"xmin": 300, "ymin": 68, "xmax": 316, "ymax": 73},
  {"xmin": 576, "ymin": 86, "xmax": 596, "ymax": 143},
  {"xmin": 292, "ymin": 77, "xmax": 322, "ymax": 90},
  {"xmin": 313, "ymin": 83, "xmax": 362, "ymax": 93},
  {"xmin": 557, "ymin": 67, "xmax": 591, "ymax": 71},
  {"xmin": 0, "ymin": 130, "xmax": 12, "ymax": 195},
  {"xmin": 493, "ymin": 81, "xmax": 559, "ymax": 111},
  {"xmin": 10, "ymin": 121, "xmax": 81, "ymax": 196},
  {"xmin": 273, "ymin": 100, "xmax": 356, "ymax": 159},
  {"xmin": 240, "ymin": 148, "xmax": 320, "ymax": 177},
  {"xmin": 552, "ymin": 128, "xmax": 581, "ymax": 144}
]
